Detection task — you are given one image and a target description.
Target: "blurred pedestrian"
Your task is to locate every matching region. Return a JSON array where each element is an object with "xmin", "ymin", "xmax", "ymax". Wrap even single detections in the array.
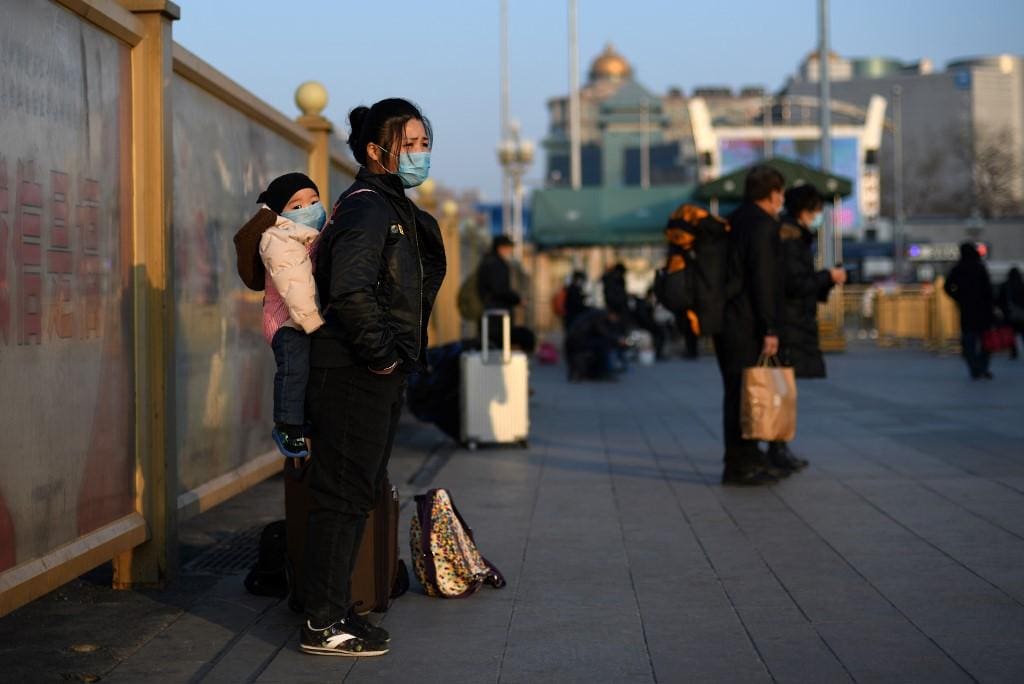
[
  {"xmin": 303, "ymin": 98, "xmax": 446, "ymax": 657},
  {"xmin": 998, "ymin": 267, "xmax": 1024, "ymax": 359},
  {"xmin": 714, "ymin": 165, "xmax": 785, "ymax": 486},
  {"xmin": 565, "ymin": 307, "xmax": 626, "ymax": 381},
  {"xmin": 768, "ymin": 184, "xmax": 846, "ymax": 473},
  {"xmin": 477, "ymin": 235, "xmax": 521, "ymax": 311},
  {"xmin": 602, "ymin": 263, "xmax": 629, "ymax": 319},
  {"xmin": 944, "ymin": 243, "xmax": 995, "ymax": 379},
  {"xmin": 564, "ymin": 270, "xmax": 588, "ymax": 329}
]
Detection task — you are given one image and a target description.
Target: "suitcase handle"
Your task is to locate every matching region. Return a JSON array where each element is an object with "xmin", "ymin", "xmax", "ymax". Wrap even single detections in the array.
[{"xmin": 481, "ymin": 309, "xmax": 512, "ymax": 364}]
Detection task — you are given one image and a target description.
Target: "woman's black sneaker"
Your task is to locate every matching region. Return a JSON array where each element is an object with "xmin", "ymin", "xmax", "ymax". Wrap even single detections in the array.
[
  {"xmin": 300, "ymin": 620, "xmax": 389, "ymax": 657},
  {"xmin": 346, "ymin": 609, "xmax": 390, "ymax": 643}
]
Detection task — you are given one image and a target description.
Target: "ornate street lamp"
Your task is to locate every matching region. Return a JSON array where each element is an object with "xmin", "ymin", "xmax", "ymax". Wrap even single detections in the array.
[{"xmin": 497, "ymin": 121, "xmax": 535, "ymax": 261}]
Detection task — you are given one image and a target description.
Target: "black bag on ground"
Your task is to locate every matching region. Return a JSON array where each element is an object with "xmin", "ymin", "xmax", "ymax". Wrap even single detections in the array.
[
  {"xmin": 407, "ymin": 341, "xmax": 465, "ymax": 441},
  {"xmin": 244, "ymin": 520, "xmax": 288, "ymax": 598}
]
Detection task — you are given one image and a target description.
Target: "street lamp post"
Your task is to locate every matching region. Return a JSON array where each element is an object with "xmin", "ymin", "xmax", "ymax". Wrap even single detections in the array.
[{"xmin": 497, "ymin": 121, "xmax": 535, "ymax": 261}]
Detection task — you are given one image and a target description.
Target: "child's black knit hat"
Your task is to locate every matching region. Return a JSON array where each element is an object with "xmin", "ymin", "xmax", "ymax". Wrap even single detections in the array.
[{"xmin": 257, "ymin": 173, "xmax": 319, "ymax": 213}]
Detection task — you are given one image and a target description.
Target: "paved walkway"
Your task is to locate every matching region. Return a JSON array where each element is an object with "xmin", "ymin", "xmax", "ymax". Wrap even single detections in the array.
[{"xmin": 3, "ymin": 344, "xmax": 1024, "ymax": 683}]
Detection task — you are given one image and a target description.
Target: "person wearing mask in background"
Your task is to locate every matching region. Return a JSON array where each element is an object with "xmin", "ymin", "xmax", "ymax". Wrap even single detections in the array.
[
  {"xmin": 944, "ymin": 243, "xmax": 995, "ymax": 380},
  {"xmin": 768, "ymin": 184, "xmax": 846, "ymax": 473},
  {"xmin": 714, "ymin": 165, "xmax": 786, "ymax": 486},
  {"xmin": 997, "ymin": 267, "xmax": 1024, "ymax": 359},
  {"xmin": 564, "ymin": 270, "xmax": 588, "ymax": 330},
  {"xmin": 302, "ymin": 98, "xmax": 445, "ymax": 657}
]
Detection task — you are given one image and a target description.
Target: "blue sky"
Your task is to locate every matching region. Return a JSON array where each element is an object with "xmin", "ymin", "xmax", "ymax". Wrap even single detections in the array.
[{"xmin": 173, "ymin": 0, "xmax": 1024, "ymax": 201}]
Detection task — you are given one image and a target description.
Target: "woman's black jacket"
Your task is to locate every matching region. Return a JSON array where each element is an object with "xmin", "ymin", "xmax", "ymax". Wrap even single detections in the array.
[
  {"xmin": 311, "ymin": 168, "xmax": 446, "ymax": 372},
  {"xmin": 777, "ymin": 217, "xmax": 834, "ymax": 379}
]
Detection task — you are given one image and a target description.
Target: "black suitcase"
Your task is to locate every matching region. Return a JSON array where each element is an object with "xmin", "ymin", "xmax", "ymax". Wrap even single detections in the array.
[{"xmin": 283, "ymin": 459, "xmax": 407, "ymax": 614}]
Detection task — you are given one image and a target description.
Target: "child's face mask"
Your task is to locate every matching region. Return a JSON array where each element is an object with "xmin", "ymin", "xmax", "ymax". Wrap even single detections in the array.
[{"xmin": 282, "ymin": 202, "xmax": 327, "ymax": 231}]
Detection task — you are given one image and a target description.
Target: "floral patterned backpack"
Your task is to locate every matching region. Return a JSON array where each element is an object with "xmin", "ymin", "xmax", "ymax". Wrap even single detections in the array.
[{"xmin": 410, "ymin": 488, "xmax": 506, "ymax": 598}]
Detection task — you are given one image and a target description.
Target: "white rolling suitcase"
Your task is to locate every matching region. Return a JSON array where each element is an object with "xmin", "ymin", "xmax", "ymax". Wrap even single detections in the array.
[{"xmin": 460, "ymin": 310, "xmax": 530, "ymax": 450}]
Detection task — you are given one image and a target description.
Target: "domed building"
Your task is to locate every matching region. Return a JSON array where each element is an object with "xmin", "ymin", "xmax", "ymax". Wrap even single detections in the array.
[{"xmin": 543, "ymin": 44, "xmax": 697, "ymax": 189}]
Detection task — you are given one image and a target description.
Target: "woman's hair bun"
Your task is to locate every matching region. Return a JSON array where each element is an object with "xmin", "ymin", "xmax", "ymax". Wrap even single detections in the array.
[{"xmin": 347, "ymin": 106, "xmax": 370, "ymax": 158}]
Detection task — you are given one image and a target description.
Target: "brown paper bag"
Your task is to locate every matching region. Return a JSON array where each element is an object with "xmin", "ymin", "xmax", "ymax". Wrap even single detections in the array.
[{"xmin": 741, "ymin": 356, "xmax": 797, "ymax": 442}]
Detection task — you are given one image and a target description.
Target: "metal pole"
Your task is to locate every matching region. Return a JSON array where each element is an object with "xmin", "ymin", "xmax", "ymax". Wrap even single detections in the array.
[
  {"xmin": 568, "ymin": 0, "xmax": 581, "ymax": 189},
  {"xmin": 818, "ymin": 0, "xmax": 834, "ymax": 269},
  {"xmin": 500, "ymin": 0, "xmax": 511, "ymax": 235},
  {"xmin": 512, "ymin": 169, "xmax": 524, "ymax": 261},
  {"xmin": 763, "ymin": 94, "xmax": 773, "ymax": 159},
  {"xmin": 640, "ymin": 98, "xmax": 651, "ymax": 189},
  {"xmin": 892, "ymin": 84, "xmax": 904, "ymax": 278}
]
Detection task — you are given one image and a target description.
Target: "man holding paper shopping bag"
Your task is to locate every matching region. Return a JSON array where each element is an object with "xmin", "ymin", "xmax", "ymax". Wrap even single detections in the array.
[{"xmin": 714, "ymin": 166, "xmax": 787, "ymax": 486}]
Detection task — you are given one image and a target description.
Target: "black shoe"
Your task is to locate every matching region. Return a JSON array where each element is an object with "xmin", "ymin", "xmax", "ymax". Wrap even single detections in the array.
[
  {"xmin": 768, "ymin": 444, "xmax": 808, "ymax": 472},
  {"xmin": 272, "ymin": 424, "xmax": 308, "ymax": 458},
  {"xmin": 346, "ymin": 609, "xmax": 390, "ymax": 643},
  {"xmin": 300, "ymin": 619, "xmax": 389, "ymax": 657},
  {"xmin": 982, "ymin": 371, "xmax": 994, "ymax": 380},
  {"xmin": 721, "ymin": 465, "xmax": 779, "ymax": 486}
]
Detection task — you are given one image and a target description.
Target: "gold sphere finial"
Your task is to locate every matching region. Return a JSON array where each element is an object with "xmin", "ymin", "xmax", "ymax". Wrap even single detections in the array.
[
  {"xmin": 442, "ymin": 199, "xmax": 459, "ymax": 218},
  {"xmin": 295, "ymin": 81, "xmax": 328, "ymax": 116},
  {"xmin": 417, "ymin": 178, "xmax": 436, "ymax": 199}
]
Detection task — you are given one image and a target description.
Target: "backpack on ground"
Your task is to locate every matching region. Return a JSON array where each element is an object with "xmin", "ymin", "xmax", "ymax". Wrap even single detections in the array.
[
  {"xmin": 457, "ymin": 268, "xmax": 485, "ymax": 322},
  {"xmin": 653, "ymin": 203, "xmax": 730, "ymax": 337},
  {"xmin": 410, "ymin": 488, "xmax": 506, "ymax": 598}
]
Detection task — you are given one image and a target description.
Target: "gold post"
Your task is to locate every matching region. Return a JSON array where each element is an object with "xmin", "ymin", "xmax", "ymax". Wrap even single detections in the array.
[
  {"xmin": 295, "ymin": 81, "xmax": 332, "ymax": 200},
  {"xmin": 434, "ymin": 198, "xmax": 462, "ymax": 345},
  {"xmin": 113, "ymin": 0, "xmax": 180, "ymax": 588}
]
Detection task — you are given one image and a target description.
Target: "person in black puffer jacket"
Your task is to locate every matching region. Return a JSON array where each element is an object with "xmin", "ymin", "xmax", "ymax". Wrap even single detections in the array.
[
  {"xmin": 302, "ymin": 98, "xmax": 445, "ymax": 658},
  {"xmin": 768, "ymin": 184, "xmax": 846, "ymax": 473}
]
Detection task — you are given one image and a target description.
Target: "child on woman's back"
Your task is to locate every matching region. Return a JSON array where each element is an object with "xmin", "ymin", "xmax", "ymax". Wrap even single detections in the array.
[{"xmin": 253, "ymin": 173, "xmax": 327, "ymax": 457}]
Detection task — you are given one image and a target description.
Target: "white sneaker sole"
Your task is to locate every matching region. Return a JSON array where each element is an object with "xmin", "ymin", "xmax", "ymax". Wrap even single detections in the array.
[{"xmin": 300, "ymin": 643, "xmax": 389, "ymax": 657}]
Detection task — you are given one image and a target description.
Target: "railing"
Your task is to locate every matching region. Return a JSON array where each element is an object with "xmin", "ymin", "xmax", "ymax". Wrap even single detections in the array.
[
  {"xmin": 0, "ymin": 0, "xmax": 359, "ymax": 615},
  {"xmin": 842, "ymin": 282, "xmax": 960, "ymax": 352}
]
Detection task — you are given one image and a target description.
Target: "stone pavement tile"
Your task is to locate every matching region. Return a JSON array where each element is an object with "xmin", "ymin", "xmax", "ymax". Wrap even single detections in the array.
[
  {"xmin": 201, "ymin": 601, "xmax": 300, "ymax": 683},
  {"xmin": 890, "ymin": 431, "xmax": 1024, "ymax": 478},
  {"xmin": 814, "ymin": 618, "xmax": 973, "ymax": 683},
  {"xmin": 104, "ymin": 575, "xmax": 279, "ymax": 683},
  {"xmin": 499, "ymin": 603, "xmax": 653, "ymax": 684},
  {"xmin": 742, "ymin": 619, "xmax": 853, "ymax": 683},
  {"xmin": 846, "ymin": 479, "xmax": 1024, "ymax": 602},
  {"xmin": 919, "ymin": 476, "xmax": 1024, "ymax": 539}
]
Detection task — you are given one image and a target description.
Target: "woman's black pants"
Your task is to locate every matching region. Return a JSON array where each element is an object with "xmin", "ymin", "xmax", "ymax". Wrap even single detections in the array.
[{"xmin": 302, "ymin": 365, "xmax": 405, "ymax": 627}]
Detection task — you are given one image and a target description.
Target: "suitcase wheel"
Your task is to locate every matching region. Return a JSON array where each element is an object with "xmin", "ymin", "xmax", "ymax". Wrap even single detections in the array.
[
  {"xmin": 518, "ymin": 439, "xmax": 529, "ymax": 449},
  {"xmin": 466, "ymin": 440, "xmax": 478, "ymax": 451}
]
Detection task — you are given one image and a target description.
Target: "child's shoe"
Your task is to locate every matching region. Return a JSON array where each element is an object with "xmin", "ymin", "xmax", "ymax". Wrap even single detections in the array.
[{"xmin": 272, "ymin": 424, "xmax": 309, "ymax": 458}]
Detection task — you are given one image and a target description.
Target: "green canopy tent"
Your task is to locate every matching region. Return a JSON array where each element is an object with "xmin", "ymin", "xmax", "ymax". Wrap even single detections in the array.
[
  {"xmin": 696, "ymin": 157, "xmax": 853, "ymax": 215},
  {"xmin": 530, "ymin": 184, "xmax": 695, "ymax": 247}
]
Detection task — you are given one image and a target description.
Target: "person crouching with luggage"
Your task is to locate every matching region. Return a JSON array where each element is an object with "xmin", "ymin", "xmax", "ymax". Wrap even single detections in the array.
[
  {"xmin": 255, "ymin": 173, "xmax": 328, "ymax": 458},
  {"xmin": 301, "ymin": 98, "xmax": 446, "ymax": 657}
]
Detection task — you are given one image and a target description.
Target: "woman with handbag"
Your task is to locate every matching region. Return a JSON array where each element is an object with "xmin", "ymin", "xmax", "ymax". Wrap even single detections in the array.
[{"xmin": 769, "ymin": 184, "xmax": 846, "ymax": 473}]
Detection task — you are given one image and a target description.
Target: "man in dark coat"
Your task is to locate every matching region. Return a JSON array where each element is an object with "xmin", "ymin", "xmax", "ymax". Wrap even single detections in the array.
[
  {"xmin": 602, "ymin": 263, "xmax": 629, "ymax": 318},
  {"xmin": 713, "ymin": 165, "xmax": 786, "ymax": 486},
  {"xmin": 477, "ymin": 234, "xmax": 521, "ymax": 311},
  {"xmin": 944, "ymin": 243, "xmax": 995, "ymax": 379},
  {"xmin": 770, "ymin": 184, "xmax": 846, "ymax": 471},
  {"xmin": 564, "ymin": 270, "xmax": 588, "ymax": 329},
  {"xmin": 998, "ymin": 267, "xmax": 1024, "ymax": 359}
]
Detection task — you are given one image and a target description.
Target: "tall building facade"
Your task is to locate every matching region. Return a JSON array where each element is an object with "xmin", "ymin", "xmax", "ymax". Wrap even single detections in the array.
[{"xmin": 785, "ymin": 52, "xmax": 1024, "ymax": 219}]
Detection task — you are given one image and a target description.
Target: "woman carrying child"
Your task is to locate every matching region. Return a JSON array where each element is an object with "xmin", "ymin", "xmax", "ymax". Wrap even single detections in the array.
[{"xmin": 300, "ymin": 98, "xmax": 446, "ymax": 657}]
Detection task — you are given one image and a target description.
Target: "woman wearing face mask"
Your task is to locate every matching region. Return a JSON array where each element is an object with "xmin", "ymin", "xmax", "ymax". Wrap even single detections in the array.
[
  {"xmin": 768, "ymin": 184, "xmax": 846, "ymax": 473},
  {"xmin": 301, "ymin": 98, "xmax": 445, "ymax": 657}
]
